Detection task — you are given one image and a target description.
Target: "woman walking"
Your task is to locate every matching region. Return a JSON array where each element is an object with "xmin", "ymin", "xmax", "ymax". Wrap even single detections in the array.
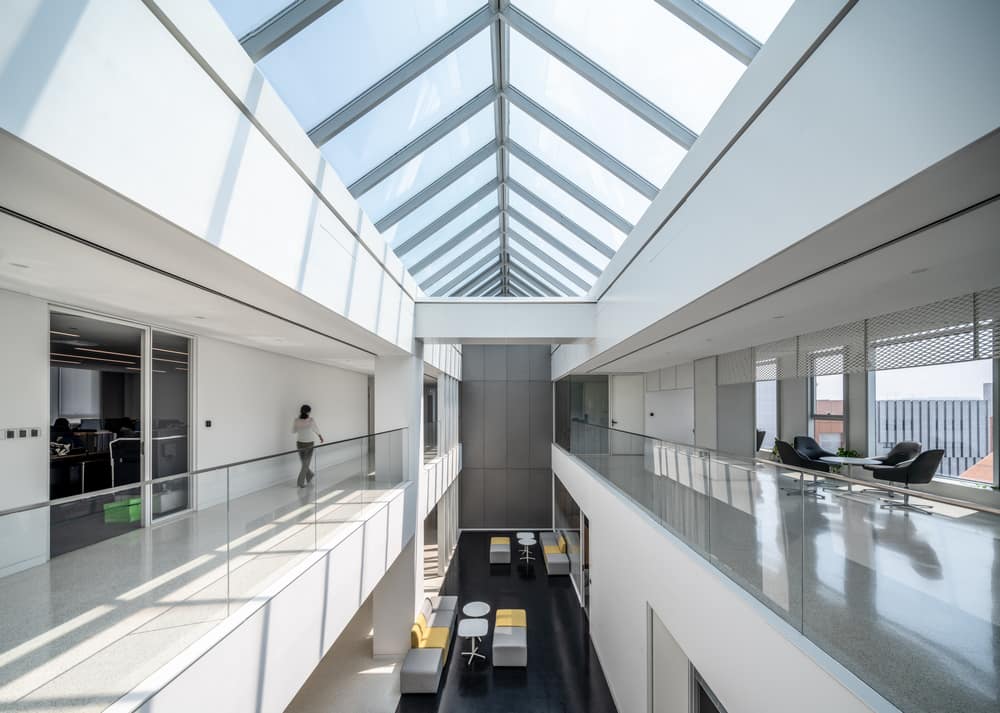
[{"xmin": 292, "ymin": 404, "xmax": 324, "ymax": 487}]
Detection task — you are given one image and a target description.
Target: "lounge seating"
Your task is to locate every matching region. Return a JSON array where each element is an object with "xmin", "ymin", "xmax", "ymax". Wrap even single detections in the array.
[
  {"xmin": 400, "ymin": 596, "xmax": 458, "ymax": 694},
  {"xmin": 490, "ymin": 536, "xmax": 511, "ymax": 564},
  {"xmin": 793, "ymin": 435, "xmax": 837, "ymax": 471},
  {"xmin": 493, "ymin": 608, "xmax": 527, "ymax": 667},
  {"xmin": 869, "ymin": 449, "xmax": 944, "ymax": 514},
  {"xmin": 775, "ymin": 440, "xmax": 827, "ymax": 498},
  {"xmin": 539, "ymin": 531, "xmax": 570, "ymax": 575}
]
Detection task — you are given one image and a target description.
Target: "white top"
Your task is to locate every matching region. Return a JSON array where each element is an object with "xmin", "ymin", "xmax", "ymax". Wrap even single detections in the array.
[
  {"xmin": 518, "ymin": 538, "xmax": 536, "ymax": 545},
  {"xmin": 819, "ymin": 456, "xmax": 881, "ymax": 466},
  {"xmin": 292, "ymin": 417, "xmax": 323, "ymax": 443},
  {"xmin": 516, "ymin": 531, "xmax": 534, "ymax": 539},
  {"xmin": 462, "ymin": 601, "xmax": 490, "ymax": 618},
  {"xmin": 458, "ymin": 618, "xmax": 488, "ymax": 638}
]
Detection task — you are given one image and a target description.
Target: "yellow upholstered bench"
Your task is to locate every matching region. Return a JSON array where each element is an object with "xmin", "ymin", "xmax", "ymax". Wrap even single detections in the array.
[
  {"xmin": 402, "ymin": 596, "xmax": 457, "ymax": 694},
  {"xmin": 490, "ymin": 535, "xmax": 511, "ymax": 564},
  {"xmin": 493, "ymin": 609, "xmax": 527, "ymax": 666}
]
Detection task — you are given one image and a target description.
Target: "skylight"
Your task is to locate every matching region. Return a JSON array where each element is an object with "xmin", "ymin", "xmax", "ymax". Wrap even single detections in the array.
[{"xmin": 214, "ymin": 0, "xmax": 793, "ymax": 297}]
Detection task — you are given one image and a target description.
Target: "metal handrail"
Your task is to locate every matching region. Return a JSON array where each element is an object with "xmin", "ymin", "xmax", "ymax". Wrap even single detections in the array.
[
  {"xmin": 0, "ymin": 428, "xmax": 406, "ymax": 519},
  {"xmin": 570, "ymin": 420, "xmax": 1000, "ymax": 516}
]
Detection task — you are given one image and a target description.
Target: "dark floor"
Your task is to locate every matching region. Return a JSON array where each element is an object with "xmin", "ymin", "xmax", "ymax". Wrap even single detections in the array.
[{"xmin": 397, "ymin": 532, "xmax": 617, "ymax": 713}]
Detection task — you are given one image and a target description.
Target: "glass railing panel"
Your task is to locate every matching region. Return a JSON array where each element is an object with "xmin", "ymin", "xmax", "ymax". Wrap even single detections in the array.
[
  {"xmin": 314, "ymin": 434, "xmax": 370, "ymax": 543},
  {"xmin": 226, "ymin": 451, "xmax": 317, "ymax": 604},
  {"xmin": 801, "ymin": 486, "xmax": 1000, "ymax": 713}
]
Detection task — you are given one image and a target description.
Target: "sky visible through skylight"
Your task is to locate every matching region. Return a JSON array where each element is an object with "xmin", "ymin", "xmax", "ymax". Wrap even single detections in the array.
[{"xmin": 211, "ymin": 0, "xmax": 794, "ymax": 297}]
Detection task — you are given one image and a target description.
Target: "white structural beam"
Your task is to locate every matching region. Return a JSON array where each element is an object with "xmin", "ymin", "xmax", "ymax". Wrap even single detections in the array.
[
  {"xmin": 652, "ymin": 0, "xmax": 760, "ymax": 65},
  {"xmin": 503, "ymin": 6, "xmax": 696, "ymax": 149},
  {"xmin": 374, "ymin": 142, "xmax": 497, "ymax": 232},
  {"xmin": 348, "ymin": 88, "xmax": 495, "ymax": 197},
  {"xmin": 394, "ymin": 184, "xmax": 499, "ymax": 257},
  {"xmin": 504, "ymin": 87, "xmax": 659, "ymax": 199},
  {"xmin": 239, "ymin": 0, "xmax": 345, "ymax": 61},
  {"xmin": 507, "ymin": 206, "xmax": 601, "ymax": 277},
  {"xmin": 308, "ymin": 6, "xmax": 494, "ymax": 144},
  {"xmin": 507, "ymin": 228, "xmax": 591, "ymax": 291},
  {"xmin": 506, "ymin": 178, "xmax": 614, "ymax": 258},
  {"xmin": 506, "ymin": 140, "xmax": 633, "ymax": 234},
  {"xmin": 417, "ymin": 230, "xmax": 502, "ymax": 290}
]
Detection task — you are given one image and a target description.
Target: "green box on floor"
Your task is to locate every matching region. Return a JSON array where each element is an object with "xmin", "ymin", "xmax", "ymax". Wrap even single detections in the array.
[{"xmin": 103, "ymin": 497, "xmax": 141, "ymax": 524}]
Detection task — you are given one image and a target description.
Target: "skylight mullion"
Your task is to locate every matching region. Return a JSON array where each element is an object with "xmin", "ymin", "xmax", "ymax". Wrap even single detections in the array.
[
  {"xmin": 374, "ymin": 142, "xmax": 498, "ymax": 232},
  {"xmin": 474, "ymin": 278, "xmax": 503, "ymax": 297},
  {"xmin": 506, "ymin": 140, "xmax": 633, "ymax": 234},
  {"xmin": 508, "ymin": 282, "xmax": 529, "ymax": 298},
  {"xmin": 308, "ymin": 5, "xmax": 495, "ymax": 145},
  {"xmin": 418, "ymin": 230, "xmax": 501, "ymax": 289},
  {"xmin": 506, "ymin": 179, "xmax": 614, "ymax": 259},
  {"xmin": 652, "ymin": 0, "xmax": 760, "ymax": 64},
  {"xmin": 507, "ymin": 207, "xmax": 600, "ymax": 277},
  {"xmin": 347, "ymin": 88, "xmax": 496, "ymax": 197},
  {"xmin": 503, "ymin": 5, "xmax": 696, "ymax": 149},
  {"xmin": 436, "ymin": 252, "xmax": 498, "ymax": 296},
  {"xmin": 240, "ymin": 0, "xmax": 344, "ymax": 62},
  {"xmin": 394, "ymin": 182, "xmax": 498, "ymax": 256},
  {"xmin": 508, "ymin": 249, "xmax": 575, "ymax": 296},
  {"xmin": 464, "ymin": 269, "xmax": 502, "ymax": 297},
  {"xmin": 507, "ymin": 229, "xmax": 591, "ymax": 291},
  {"xmin": 510, "ymin": 262, "xmax": 559, "ymax": 296},
  {"xmin": 504, "ymin": 87, "xmax": 658, "ymax": 199},
  {"xmin": 508, "ymin": 272, "xmax": 543, "ymax": 297},
  {"xmin": 453, "ymin": 261, "xmax": 502, "ymax": 297}
]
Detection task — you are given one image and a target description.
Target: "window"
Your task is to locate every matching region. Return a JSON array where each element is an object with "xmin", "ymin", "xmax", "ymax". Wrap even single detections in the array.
[
  {"xmin": 872, "ymin": 360, "xmax": 994, "ymax": 484},
  {"xmin": 754, "ymin": 359, "xmax": 777, "ymax": 451},
  {"xmin": 809, "ymin": 350, "xmax": 845, "ymax": 452}
]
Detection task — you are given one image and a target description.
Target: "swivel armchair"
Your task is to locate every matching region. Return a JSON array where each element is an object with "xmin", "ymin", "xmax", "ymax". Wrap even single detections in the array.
[
  {"xmin": 793, "ymin": 435, "xmax": 836, "ymax": 470},
  {"xmin": 868, "ymin": 449, "xmax": 943, "ymax": 514},
  {"xmin": 775, "ymin": 440, "xmax": 828, "ymax": 498},
  {"xmin": 864, "ymin": 441, "xmax": 921, "ymax": 469}
]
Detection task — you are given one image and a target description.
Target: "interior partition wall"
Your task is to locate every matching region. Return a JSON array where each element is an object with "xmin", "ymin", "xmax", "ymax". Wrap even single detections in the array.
[{"xmin": 459, "ymin": 345, "xmax": 552, "ymax": 529}]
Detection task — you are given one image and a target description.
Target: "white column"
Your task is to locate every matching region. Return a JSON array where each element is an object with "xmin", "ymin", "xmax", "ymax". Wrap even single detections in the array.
[{"xmin": 371, "ymin": 343, "xmax": 424, "ymax": 654}]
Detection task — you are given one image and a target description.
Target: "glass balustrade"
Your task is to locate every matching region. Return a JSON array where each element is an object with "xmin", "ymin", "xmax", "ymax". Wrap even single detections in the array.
[{"xmin": 565, "ymin": 420, "xmax": 1000, "ymax": 713}]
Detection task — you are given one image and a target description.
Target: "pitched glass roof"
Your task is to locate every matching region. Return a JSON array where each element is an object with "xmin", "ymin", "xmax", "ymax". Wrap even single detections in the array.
[{"xmin": 213, "ymin": 0, "xmax": 793, "ymax": 297}]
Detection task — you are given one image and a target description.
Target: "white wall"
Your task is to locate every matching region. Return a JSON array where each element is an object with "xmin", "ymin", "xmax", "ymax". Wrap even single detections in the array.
[
  {"xmin": 0, "ymin": 290, "xmax": 49, "ymax": 576},
  {"xmin": 650, "ymin": 607, "xmax": 689, "ymax": 713},
  {"xmin": 644, "ymin": 362, "xmax": 695, "ymax": 444},
  {"xmin": 0, "ymin": 0, "xmax": 416, "ymax": 354},
  {"xmin": 553, "ymin": 445, "xmax": 891, "ymax": 713},
  {"xmin": 196, "ymin": 337, "xmax": 368, "ymax": 506},
  {"xmin": 694, "ymin": 357, "xmax": 717, "ymax": 450}
]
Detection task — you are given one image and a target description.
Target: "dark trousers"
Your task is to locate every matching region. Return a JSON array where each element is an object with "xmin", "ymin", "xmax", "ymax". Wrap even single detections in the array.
[{"xmin": 296, "ymin": 441, "xmax": 315, "ymax": 486}]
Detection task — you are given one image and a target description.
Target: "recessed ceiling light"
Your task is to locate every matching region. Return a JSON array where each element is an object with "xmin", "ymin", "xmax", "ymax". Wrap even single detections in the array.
[
  {"xmin": 910, "ymin": 267, "xmax": 929, "ymax": 275},
  {"xmin": 8, "ymin": 262, "xmax": 30, "ymax": 269},
  {"xmin": 773, "ymin": 315, "xmax": 785, "ymax": 319},
  {"xmin": 193, "ymin": 316, "xmax": 206, "ymax": 320}
]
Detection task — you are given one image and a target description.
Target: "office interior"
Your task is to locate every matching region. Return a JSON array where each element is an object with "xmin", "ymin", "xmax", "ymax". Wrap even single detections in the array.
[{"xmin": 0, "ymin": 1, "xmax": 998, "ymax": 713}]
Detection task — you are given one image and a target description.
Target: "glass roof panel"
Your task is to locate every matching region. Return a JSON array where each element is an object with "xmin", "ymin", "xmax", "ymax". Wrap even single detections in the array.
[
  {"xmin": 426, "ymin": 241, "xmax": 498, "ymax": 294},
  {"xmin": 508, "ymin": 105, "xmax": 648, "ymax": 224},
  {"xmin": 380, "ymin": 156, "xmax": 496, "ymax": 247},
  {"xmin": 508, "ymin": 154, "xmax": 625, "ymax": 250},
  {"xmin": 258, "ymin": 0, "xmax": 485, "ymax": 129},
  {"xmin": 320, "ymin": 29, "xmax": 492, "ymax": 185},
  {"xmin": 515, "ymin": 0, "xmax": 745, "ymax": 133},
  {"xmin": 413, "ymin": 220, "xmax": 500, "ymax": 281},
  {"xmin": 403, "ymin": 194, "xmax": 497, "ymax": 265},
  {"xmin": 706, "ymin": 0, "xmax": 795, "ymax": 42},
  {"xmin": 357, "ymin": 105, "xmax": 495, "ymax": 223},
  {"xmin": 507, "ymin": 194, "xmax": 609, "ymax": 271},
  {"xmin": 509, "ymin": 253, "xmax": 581, "ymax": 296},
  {"xmin": 210, "ymin": 0, "xmax": 292, "ymax": 38},
  {"xmin": 509, "ymin": 28, "xmax": 685, "ymax": 187},
  {"xmin": 508, "ymin": 217, "xmax": 597, "ymax": 281}
]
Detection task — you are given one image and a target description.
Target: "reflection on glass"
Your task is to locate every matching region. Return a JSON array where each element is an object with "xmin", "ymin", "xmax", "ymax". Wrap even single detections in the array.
[
  {"xmin": 554, "ymin": 474, "xmax": 583, "ymax": 596},
  {"xmin": 517, "ymin": 0, "xmax": 745, "ymax": 132},
  {"xmin": 357, "ymin": 105, "xmax": 495, "ymax": 222},
  {"xmin": 509, "ymin": 28, "xmax": 686, "ymax": 186},
  {"xmin": 873, "ymin": 359, "xmax": 994, "ymax": 482},
  {"xmin": 152, "ymin": 331, "xmax": 192, "ymax": 518},
  {"xmin": 508, "ymin": 104, "xmax": 649, "ymax": 224},
  {"xmin": 321, "ymin": 30, "xmax": 492, "ymax": 184},
  {"xmin": 258, "ymin": 0, "xmax": 484, "ymax": 128}
]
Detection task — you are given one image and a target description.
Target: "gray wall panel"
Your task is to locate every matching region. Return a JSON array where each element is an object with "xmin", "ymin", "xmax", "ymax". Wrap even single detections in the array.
[
  {"xmin": 529, "ymin": 381, "xmax": 552, "ymax": 468},
  {"xmin": 462, "ymin": 345, "xmax": 484, "ymax": 381},
  {"xmin": 507, "ymin": 382, "xmax": 531, "ymax": 468},
  {"xmin": 483, "ymin": 347, "xmax": 507, "ymax": 381},
  {"xmin": 484, "ymin": 381, "xmax": 508, "ymax": 467},
  {"xmin": 460, "ymin": 468, "xmax": 484, "ymax": 528},
  {"xmin": 529, "ymin": 468, "xmax": 554, "ymax": 526},
  {"xmin": 507, "ymin": 346, "xmax": 531, "ymax": 381},
  {"xmin": 505, "ymin": 469, "xmax": 532, "ymax": 527},
  {"xmin": 529, "ymin": 346, "xmax": 551, "ymax": 381},
  {"xmin": 461, "ymin": 381, "xmax": 485, "ymax": 467},
  {"xmin": 483, "ymin": 469, "xmax": 507, "ymax": 525},
  {"xmin": 717, "ymin": 382, "xmax": 755, "ymax": 456}
]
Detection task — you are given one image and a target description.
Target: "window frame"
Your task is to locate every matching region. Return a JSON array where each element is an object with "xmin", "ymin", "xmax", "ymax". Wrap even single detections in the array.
[{"xmin": 807, "ymin": 349, "xmax": 847, "ymax": 453}]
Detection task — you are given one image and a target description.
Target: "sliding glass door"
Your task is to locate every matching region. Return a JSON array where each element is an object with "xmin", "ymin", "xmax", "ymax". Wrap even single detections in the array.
[{"xmin": 151, "ymin": 331, "xmax": 192, "ymax": 518}]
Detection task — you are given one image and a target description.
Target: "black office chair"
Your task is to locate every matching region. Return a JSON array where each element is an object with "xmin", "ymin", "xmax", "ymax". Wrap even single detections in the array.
[
  {"xmin": 793, "ymin": 435, "xmax": 837, "ymax": 470},
  {"xmin": 110, "ymin": 438, "xmax": 142, "ymax": 486},
  {"xmin": 868, "ymin": 449, "xmax": 944, "ymax": 514},
  {"xmin": 864, "ymin": 441, "xmax": 922, "ymax": 469},
  {"xmin": 775, "ymin": 440, "xmax": 828, "ymax": 498}
]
